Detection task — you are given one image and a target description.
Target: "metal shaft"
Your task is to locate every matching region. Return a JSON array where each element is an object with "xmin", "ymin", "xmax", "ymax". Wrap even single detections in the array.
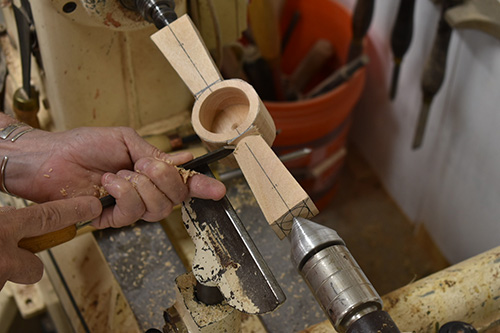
[
  {"xmin": 289, "ymin": 217, "xmax": 400, "ymax": 332},
  {"xmin": 121, "ymin": 0, "xmax": 177, "ymax": 28}
]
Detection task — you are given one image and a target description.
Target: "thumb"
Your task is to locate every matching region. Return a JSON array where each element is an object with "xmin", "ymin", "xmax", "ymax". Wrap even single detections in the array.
[{"xmin": 14, "ymin": 196, "xmax": 102, "ymax": 239}]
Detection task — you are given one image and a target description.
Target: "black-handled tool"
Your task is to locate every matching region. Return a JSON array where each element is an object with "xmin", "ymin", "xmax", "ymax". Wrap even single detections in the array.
[
  {"xmin": 412, "ymin": 0, "xmax": 462, "ymax": 149},
  {"xmin": 389, "ymin": 0, "xmax": 416, "ymax": 100},
  {"xmin": 347, "ymin": 0, "xmax": 375, "ymax": 61}
]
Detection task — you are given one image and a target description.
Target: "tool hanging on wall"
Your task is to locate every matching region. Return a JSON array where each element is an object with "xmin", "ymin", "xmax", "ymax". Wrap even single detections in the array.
[
  {"xmin": 412, "ymin": 0, "xmax": 463, "ymax": 149},
  {"xmin": 347, "ymin": 0, "xmax": 375, "ymax": 62},
  {"xmin": 389, "ymin": 0, "xmax": 416, "ymax": 100},
  {"xmin": 12, "ymin": 0, "xmax": 41, "ymax": 128}
]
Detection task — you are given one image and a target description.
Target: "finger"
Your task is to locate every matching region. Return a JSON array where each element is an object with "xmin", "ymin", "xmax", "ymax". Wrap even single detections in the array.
[
  {"xmin": 153, "ymin": 151, "xmax": 194, "ymax": 166},
  {"xmin": 187, "ymin": 174, "xmax": 226, "ymax": 200},
  {"xmin": 16, "ymin": 196, "xmax": 102, "ymax": 239},
  {"xmin": 7, "ymin": 249, "xmax": 44, "ymax": 285},
  {"xmin": 135, "ymin": 158, "xmax": 189, "ymax": 205},
  {"xmin": 0, "ymin": 206, "xmax": 15, "ymax": 213},
  {"xmin": 96, "ymin": 173, "xmax": 145, "ymax": 228},
  {"xmin": 121, "ymin": 127, "xmax": 193, "ymax": 165},
  {"xmin": 116, "ymin": 170, "xmax": 174, "ymax": 222}
]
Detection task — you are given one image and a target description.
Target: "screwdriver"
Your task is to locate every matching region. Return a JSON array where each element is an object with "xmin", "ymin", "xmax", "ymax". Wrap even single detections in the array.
[
  {"xmin": 389, "ymin": 0, "xmax": 416, "ymax": 100},
  {"xmin": 347, "ymin": 0, "xmax": 375, "ymax": 62},
  {"xmin": 412, "ymin": 0, "xmax": 462, "ymax": 149},
  {"xmin": 18, "ymin": 146, "xmax": 235, "ymax": 253}
]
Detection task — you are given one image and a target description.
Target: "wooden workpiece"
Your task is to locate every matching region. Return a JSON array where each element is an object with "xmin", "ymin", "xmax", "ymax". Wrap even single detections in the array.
[{"xmin": 151, "ymin": 14, "xmax": 318, "ymax": 238}]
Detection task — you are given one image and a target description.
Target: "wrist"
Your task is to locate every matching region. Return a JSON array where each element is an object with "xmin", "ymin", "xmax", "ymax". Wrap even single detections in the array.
[{"xmin": 0, "ymin": 114, "xmax": 45, "ymax": 197}]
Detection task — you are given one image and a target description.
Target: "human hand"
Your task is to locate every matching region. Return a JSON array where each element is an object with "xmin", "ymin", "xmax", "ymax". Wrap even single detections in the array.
[
  {"xmin": 5, "ymin": 126, "xmax": 226, "ymax": 228},
  {"xmin": 0, "ymin": 196, "xmax": 102, "ymax": 290}
]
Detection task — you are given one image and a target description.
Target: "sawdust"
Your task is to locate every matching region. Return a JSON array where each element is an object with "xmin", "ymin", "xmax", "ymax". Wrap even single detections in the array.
[
  {"xmin": 177, "ymin": 167, "xmax": 199, "ymax": 184},
  {"xmin": 226, "ymin": 178, "xmax": 255, "ymax": 210},
  {"xmin": 93, "ymin": 184, "xmax": 109, "ymax": 198},
  {"xmin": 182, "ymin": 200, "xmax": 260, "ymax": 314}
]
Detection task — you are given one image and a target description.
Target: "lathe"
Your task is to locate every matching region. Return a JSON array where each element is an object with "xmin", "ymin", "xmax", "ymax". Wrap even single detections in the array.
[{"xmin": 0, "ymin": 1, "xmax": 499, "ymax": 332}]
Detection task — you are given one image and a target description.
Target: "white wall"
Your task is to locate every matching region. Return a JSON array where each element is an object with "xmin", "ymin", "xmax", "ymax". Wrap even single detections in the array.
[{"xmin": 345, "ymin": 0, "xmax": 500, "ymax": 263}]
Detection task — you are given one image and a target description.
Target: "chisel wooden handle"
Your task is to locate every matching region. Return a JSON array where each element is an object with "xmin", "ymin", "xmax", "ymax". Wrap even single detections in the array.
[
  {"xmin": 248, "ymin": 0, "xmax": 283, "ymax": 99},
  {"xmin": 17, "ymin": 147, "xmax": 237, "ymax": 253},
  {"xmin": 13, "ymin": 87, "xmax": 41, "ymax": 129},
  {"xmin": 18, "ymin": 196, "xmax": 113, "ymax": 253},
  {"xmin": 19, "ymin": 225, "xmax": 77, "ymax": 253}
]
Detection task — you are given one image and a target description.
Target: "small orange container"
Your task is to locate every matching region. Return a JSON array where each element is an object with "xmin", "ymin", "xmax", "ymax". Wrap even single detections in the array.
[{"xmin": 266, "ymin": 0, "xmax": 366, "ymax": 210}]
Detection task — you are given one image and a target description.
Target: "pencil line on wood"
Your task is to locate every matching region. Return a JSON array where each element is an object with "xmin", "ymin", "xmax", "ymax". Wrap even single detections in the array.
[
  {"xmin": 244, "ymin": 141, "xmax": 293, "ymax": 214},
  {"xmin": 166, "ymin": 23, "xmax": 213, "ymax": 97}
]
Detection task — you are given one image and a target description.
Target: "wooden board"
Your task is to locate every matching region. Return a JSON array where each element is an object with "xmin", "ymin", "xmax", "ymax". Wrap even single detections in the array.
[{"xmin": 44, "ymin": 233, "xmax": 141, "ymax": 332}]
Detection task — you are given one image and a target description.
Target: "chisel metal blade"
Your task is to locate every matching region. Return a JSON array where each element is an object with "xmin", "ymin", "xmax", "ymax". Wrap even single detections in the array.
[{"xmin": 182, "ymin": 164, "xmax": 286, "ymax": 314}]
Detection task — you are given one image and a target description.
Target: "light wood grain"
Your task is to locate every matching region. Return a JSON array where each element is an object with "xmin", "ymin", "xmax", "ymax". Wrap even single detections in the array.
[
  {"xmin": 9, "ymin": 282, "xmax": 45, "ymax": 319},
  {"xmin": 19, "ymin": 225, "xmax": 77, "ymax": 253},
  {"xmin": 192, "ymin": 79, "xmax": 276, "ymax": 153},
  {"xmin": 234, "ymin": 135, "xmax": 318, "ymax": 239},
  {"xmin": 47, "ymin": 233, "xmax": 141, "ymax": 332},
  {"xmin": 151, "ymin": 14, "xmax": 222, "ymax": 98},
  {"xmin": 151, "ymin": 13, "xmax": 318, "ymax": 238}
]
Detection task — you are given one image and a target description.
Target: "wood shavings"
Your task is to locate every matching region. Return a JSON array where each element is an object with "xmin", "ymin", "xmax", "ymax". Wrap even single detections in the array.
[
  {"xmin": 153, "ymin": 152, "xmax": 174, "ymax": 165},
  {"xmin": 93, "ymin": 184, "xmax": 109, "ymax": 198},
  {"xmin": 177, "ymin": 167, "xmax": 199, "ymax": 184}
]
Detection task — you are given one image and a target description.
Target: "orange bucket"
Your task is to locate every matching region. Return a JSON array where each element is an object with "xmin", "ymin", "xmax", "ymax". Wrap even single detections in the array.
[{"xmin": 266, "ymin": 0, "xmax": 366, "ymax": 210}]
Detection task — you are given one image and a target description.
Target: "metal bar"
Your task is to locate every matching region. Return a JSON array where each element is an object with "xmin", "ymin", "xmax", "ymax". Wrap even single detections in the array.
[{"xmin": 304, "ymin": 245, "xmax": 500, "ymax": 332}]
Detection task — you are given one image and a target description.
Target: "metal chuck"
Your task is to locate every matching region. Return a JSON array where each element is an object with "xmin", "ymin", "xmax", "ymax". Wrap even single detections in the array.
[
  {"xmin": 289, "ymin": 217, "xmax": 400, "ymax": 333},
  {"xmin": 120, "ymin": 0, "xmax": 177, "ymax": 28}
]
